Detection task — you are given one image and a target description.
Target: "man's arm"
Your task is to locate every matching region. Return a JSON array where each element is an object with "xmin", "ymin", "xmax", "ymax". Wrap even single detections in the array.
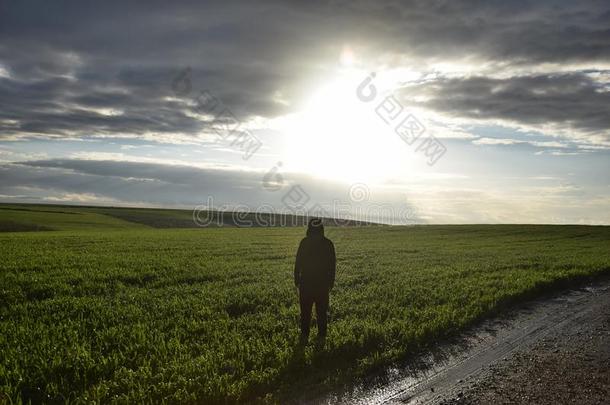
[
  {"xmin": 294, "ymin": 239, "xmax": 304, "ymax": 287},
  {"xmin": 328, "ymin": 241, "xmax": 336, "ymax": 290}
]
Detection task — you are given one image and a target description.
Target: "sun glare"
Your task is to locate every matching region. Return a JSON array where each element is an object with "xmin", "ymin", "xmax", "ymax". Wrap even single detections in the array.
[{"xmin": 284, "ymin": 69, "xmax": 412, "ymax": 184}]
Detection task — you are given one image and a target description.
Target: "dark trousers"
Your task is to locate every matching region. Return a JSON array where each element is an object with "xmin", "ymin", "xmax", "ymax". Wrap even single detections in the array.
[{"xmin": 299, "ymin": 287, "xmax": 329, "ymax": 337}]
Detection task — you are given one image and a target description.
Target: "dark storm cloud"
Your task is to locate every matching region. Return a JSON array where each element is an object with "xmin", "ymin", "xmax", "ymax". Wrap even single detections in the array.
[
  {"xmin": 0, "ymin": 66, "xmax": 216, "ymax": 140},
  {"xmin": 0, "ymin": 1, "xmax": 310, "ymax": 141},
  {"xmin": 1, "ymin": 0, "xmax": 609, "ymax": 141},
  {"xmin": 398, "ymin": 73, "xmax": 610, "ymax": 140},
  {"xmin": 376, "ymin": 0, "xmax": 610, "ymax": 64}
]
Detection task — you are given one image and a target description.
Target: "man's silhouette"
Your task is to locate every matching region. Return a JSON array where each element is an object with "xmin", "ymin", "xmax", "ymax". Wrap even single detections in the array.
[{"xmin": 294, "ymin": 218, "xmax": 336, "ymax": 342}]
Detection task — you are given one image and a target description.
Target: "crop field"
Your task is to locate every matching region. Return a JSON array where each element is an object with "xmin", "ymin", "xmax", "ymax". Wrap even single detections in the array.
[{"xmin": 1, "ymin": 205, "xmax": 609, "ymax": 403}]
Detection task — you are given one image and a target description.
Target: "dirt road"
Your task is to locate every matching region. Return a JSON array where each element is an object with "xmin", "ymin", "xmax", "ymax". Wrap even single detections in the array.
[{"xmin": 309, "ymin": 277, "xmax": 610, "ymax": 404}]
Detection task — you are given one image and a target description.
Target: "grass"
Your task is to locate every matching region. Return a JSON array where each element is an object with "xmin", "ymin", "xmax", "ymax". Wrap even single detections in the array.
[
  {"xmin": 0, "ymin": 205, "xmax": 149, "ymax": 231},
  {"xmin": 0, "ymin": 207, "xmax": 609, "ymax": 403},
  {"xmin": 0, "ymin": 204, "xmax": 368, "ymax": 231}
]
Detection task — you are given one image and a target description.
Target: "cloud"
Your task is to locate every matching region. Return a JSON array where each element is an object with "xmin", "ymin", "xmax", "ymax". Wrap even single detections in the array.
[
  {"xmin": 0, "ymin": 158, "xmax": 417, "ymax": 223},
  {"xmin": 1, "ymin": 1, "xmax": 609, "ymax": 143},
  {"xmin": 473, "ymin": 138, "xmax": 522, "ymax": 146},
  {"xmin": 2, "ymin": 156, "xmax": 608, "ymax": 224},
  {"xmin": 400, "ymin": 73, "xmax": 610, "ymax": 145},
  {"xmin": 472, "ymin": 137, "xmax": 572, "ymax": 149},
  {"xmin": 1, "ymin": 1, "xmax": 609, "ymax": 224},
  {"xmin": 535, "ymin": 150, "xmax": 590, "ymax": 156}
]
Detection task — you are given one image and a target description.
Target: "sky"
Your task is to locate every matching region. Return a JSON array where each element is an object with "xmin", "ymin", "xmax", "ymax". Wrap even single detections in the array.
[{"xmin": 1, "ymin": 0, "xmax": 609, "ymax": 224}]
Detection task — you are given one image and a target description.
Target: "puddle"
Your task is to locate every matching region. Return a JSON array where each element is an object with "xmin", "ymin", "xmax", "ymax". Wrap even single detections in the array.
[{"xmin": 300, "ymin": 279, "xmax": 610, "ymax": 405}]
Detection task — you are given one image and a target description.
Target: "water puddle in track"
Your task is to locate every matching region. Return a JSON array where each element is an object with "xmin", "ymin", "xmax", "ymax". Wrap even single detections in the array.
[{"xmin": 296, "ymin": 279, "xmax": 610, "ymax": 404}]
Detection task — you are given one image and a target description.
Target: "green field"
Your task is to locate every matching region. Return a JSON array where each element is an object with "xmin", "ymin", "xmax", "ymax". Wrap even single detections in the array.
[
  {"xmin": 1, "ymin": 205, "xmax": 609, "ymax": 403},
  {"xmin": 0, "ymin": 204, "xmax": 365, "ymax": 232}
]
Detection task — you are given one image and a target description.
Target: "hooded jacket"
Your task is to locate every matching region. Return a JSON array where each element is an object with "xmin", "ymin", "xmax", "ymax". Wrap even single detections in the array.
[{"xmin": 294, "ymin": 220, "xmax": 336, "ymax": 291}]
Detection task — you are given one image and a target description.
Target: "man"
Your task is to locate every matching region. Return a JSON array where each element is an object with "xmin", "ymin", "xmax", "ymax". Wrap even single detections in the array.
[{"xmin": 294, "ymin": 218, "xmax": 336, "ymax": 342}]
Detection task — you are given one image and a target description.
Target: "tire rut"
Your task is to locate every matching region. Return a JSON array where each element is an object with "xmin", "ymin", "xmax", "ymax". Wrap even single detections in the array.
[{"xmin": 311, "ymin": 279, "xmax": 610, "ymax": 405}]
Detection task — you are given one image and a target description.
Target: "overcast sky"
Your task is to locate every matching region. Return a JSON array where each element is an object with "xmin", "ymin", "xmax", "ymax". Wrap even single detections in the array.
[{"xmin": 1, "ymin": 0, "xmax": 609, "ymax": 224}]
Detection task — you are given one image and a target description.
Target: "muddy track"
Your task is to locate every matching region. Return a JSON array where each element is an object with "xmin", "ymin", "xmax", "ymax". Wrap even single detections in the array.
[{"xmin": 309, "ymin": 278, "xmax": 610, "ymax": 404}]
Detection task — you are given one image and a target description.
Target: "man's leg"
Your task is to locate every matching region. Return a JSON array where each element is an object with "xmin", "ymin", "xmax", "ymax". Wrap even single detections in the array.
[
  {"xmin": 299, "ymin": 288, "xmax": 313, "ymax": 339},
  {"xmin": 315, "ymin": 289, "xmax": 329, "ymax": 337}
]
